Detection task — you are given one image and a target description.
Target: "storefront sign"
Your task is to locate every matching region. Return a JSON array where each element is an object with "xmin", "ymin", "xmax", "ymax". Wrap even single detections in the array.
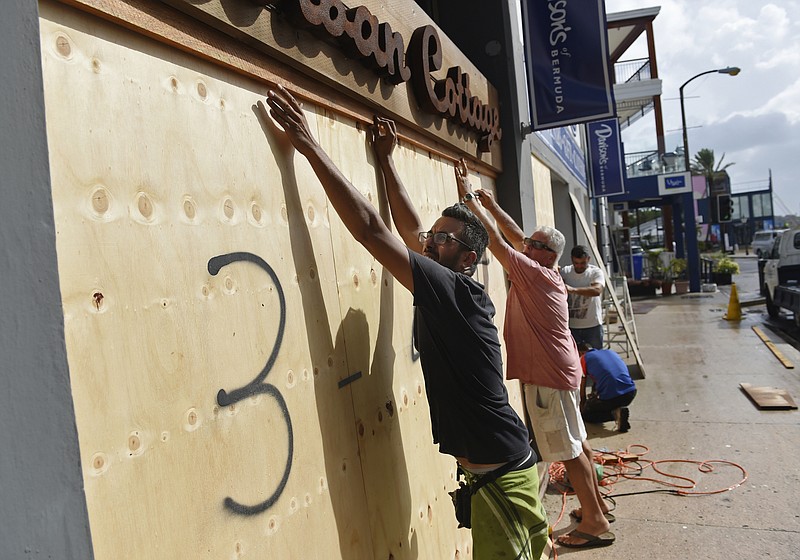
[
  {"xmin": 536, "ymin": 126, "xmax": 587, "ymax": 186},
  {"xmin": 522, "ymin": 0, "xmax": 615, "ymax": 129},
  {"xmin": 587, "ymin": 118, "xmax": 624, "ymax": 197},
  {"xmin": 658, "ymin": 172, "xmax": 692, "ymax": 196},
  {"xmin": 281, "ymin": 0, "xmax": 501, "ymax": 151}
]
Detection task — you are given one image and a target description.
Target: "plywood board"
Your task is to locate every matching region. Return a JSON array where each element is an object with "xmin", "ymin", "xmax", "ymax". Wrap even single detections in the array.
[
  {"xmin": 752, "ymin": 326, "xmax": 795, "ymax": 369},
  {"xmin": 531, "ymin": 154, "xmax": 556, "ymax": 227},
  {"xmin": 41, "ymin": 3, "xmax": 371, "ymax": 557},
  {"xmin": 739, "ymin": 383, "xmax": 798, "ymax": 410},
  {"xmin": 40, "ymin": 2, "xmax": 524, "ymax": 558}
]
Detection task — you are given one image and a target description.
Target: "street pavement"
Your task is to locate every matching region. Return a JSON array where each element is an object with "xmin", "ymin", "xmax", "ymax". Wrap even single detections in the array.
[{"xmin": 542, "ymin": 254, "xmax": 800, "ymax": 558}]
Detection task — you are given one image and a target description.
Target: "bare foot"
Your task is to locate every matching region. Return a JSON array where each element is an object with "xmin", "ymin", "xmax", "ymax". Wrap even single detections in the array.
[{"xmin": 570, "ymin": 504, "xmax": 613, "ymax": 519}]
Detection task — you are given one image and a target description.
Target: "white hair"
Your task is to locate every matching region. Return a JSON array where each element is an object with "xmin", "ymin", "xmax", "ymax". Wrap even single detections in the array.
[{"xmin": 536, "ymin": 225, "xmax": 566, "ymax": 261}]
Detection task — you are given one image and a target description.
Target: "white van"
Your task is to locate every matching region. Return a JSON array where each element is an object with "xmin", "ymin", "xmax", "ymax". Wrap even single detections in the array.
[{"xmin": 752, "ymin": 229, "xmax": 787, "ymax": 258}]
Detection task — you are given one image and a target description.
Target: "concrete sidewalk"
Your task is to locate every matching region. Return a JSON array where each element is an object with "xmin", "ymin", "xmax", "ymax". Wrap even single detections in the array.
[{"xmin": 542, "ymin": 286, "xmax": 800, "ymax": 558}]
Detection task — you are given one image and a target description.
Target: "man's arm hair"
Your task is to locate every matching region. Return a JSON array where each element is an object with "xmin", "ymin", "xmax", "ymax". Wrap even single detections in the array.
[
  {"xmin": 454, "ymin": 173, "xmax": 515, "ymax": 271},
  {"xmin": 566, "ymin": 282, "xmax": 604, "ymax": 298},
  {"xmin": 371, "ymin": 117, "xmax": 424, "ymax": 250},
  {"xmin": 471, "ymin": 188, "xmax": 525, "ymax": 251},
  {"xmin": 264, "ymin": 87, "xmax": 413, "ymax": 291}
]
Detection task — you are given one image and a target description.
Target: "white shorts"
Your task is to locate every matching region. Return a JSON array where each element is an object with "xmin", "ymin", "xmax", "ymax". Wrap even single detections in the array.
[{"xmin": 524, "ymin": 384, "xmax": 587, "ymax": 463}]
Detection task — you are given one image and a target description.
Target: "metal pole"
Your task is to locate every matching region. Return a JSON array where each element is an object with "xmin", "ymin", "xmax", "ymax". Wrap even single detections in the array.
[
  {"xmin": 680, "ymin": 69, "xmax": 718, "ymax": 171},
  {"xmin": 677, "ymin": 67, "xmax": 740, "ymax": 290},
  {"xmin": 598, "ymin": 196, "xmax": 612, "ymax": 275}
]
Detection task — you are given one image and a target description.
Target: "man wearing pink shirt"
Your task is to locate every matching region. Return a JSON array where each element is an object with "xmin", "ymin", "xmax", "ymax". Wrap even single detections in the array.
[{"xmin": 457, "ymin": 162, "xmax": 614, "ymax": 550}]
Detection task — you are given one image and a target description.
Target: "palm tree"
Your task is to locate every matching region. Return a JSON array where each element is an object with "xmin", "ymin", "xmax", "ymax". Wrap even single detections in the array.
[
  {"xmin": 692, "ymin": 148, "xmax": 735, "ymax": 246},
  {"xmin": 691, "ymin": 148, "xmax": 735, "ymax": 197}
]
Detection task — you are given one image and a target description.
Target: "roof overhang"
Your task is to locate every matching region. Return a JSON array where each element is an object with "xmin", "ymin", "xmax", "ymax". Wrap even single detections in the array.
[{"xmin": 606, "ymin": 7, "xmax": 660, "ymax": 64}]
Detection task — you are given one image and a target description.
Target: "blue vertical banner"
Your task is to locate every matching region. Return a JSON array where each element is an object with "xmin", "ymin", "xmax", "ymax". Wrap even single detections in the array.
[
  {"xmin": 522, "ymin": 0, "xmax": 616, "ymax": 129},
  {"xmin": 587, "ymin": 118, "xmax": 624, "ymax": 197}
]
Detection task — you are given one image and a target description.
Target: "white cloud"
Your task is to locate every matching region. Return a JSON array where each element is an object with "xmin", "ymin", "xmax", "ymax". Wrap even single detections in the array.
[{"xmin": 606, "ymin": 0, "xmax": 800, "ymax": 214}]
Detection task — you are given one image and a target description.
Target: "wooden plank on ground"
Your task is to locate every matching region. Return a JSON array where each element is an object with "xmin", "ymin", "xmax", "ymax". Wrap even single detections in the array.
[
  {"xmin": 752, "ymin": 326, "xmax": 795, "ymax": 369},
  {"xmin": 739, "ymin": 383, "xmax": 798, "ymax": 410}
]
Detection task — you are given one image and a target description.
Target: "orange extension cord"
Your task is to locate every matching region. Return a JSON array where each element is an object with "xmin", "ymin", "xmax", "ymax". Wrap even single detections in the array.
[{"xmin": 545, "ymin": 444, "xmax": 749, "ymax": 559}]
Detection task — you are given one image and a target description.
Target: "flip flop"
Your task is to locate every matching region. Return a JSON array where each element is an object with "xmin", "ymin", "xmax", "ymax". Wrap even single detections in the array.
[
  {"xmin": 569, "ymin": 509, "xmax": 616, "ymax": 523},
  {"xmin": 557, "ymin": 530, "xmax": 616, "ymax": 549}
]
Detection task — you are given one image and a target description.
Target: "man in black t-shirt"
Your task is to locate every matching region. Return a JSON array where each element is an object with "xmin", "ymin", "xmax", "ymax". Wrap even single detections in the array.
[{"xmin": 264, "ymin": 87, "xmax": 548, "ymax": 559}]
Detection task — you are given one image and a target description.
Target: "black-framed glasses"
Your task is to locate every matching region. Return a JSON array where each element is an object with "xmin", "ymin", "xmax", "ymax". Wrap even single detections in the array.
[
  {"xmin": 419, "ymin": 231, "xmax": 473, "ymax": 251},
  {"xmin": 523, "ymin": 237, "xmax": 556, "ymax": 253}
]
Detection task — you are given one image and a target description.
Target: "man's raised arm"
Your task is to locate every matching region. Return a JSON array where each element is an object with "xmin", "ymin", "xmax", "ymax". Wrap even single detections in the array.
[
  {"xmin": 453, "ymin": 160, "xmax": 516, "ymax": 271},
  {"xmin": 371, "ymin": 116, "xmax": 424, "ymax": 251},
  {"xmin": 453, "ymin": 159, "xmax": 526, "ymax": 251},
  {"xmin": 263, "ymin": 86, "xmax": 413, "ymax": 292}
]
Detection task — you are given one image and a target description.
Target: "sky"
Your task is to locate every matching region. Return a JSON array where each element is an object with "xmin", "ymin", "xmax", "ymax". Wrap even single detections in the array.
[{"xmin": 605, "ymin": 0, "xmax": 800, "ymax": 216}]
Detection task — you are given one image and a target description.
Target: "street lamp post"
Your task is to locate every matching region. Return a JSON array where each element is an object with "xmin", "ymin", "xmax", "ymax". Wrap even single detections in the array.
[
  {"xmin": 677, "ymin": 66, "xmax": 740, "ymax": 291},
  {"xmin": 679, "ymin": 67, "xmax": 740, "ymax": 172}
]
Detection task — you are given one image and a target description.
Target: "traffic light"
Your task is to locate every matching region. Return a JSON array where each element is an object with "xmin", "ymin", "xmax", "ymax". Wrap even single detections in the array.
[{"xmin": 717, "ymin": 194, "xmax": 733, "ymax": 223}]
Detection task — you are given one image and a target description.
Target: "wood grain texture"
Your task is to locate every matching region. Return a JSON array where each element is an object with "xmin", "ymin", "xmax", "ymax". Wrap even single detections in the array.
[
  {"xmin": 40, "ymin": 2, "xmax": 521, "ymax": 557},
  {"xmin": 59, "ymin": 0, "xmax": 503, "ymax": 171}
]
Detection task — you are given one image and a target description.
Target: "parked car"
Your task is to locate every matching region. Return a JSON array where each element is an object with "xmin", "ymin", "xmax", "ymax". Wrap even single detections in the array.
[
  {"xmin": 752, "ymin": 229, "xmax": 787, "ymax": 258},
  {"xmin": 762, "ymin": 228, "xmax": 800, "ymax": 325}
]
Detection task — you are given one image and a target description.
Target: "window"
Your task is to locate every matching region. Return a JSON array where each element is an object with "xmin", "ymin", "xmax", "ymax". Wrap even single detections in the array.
[
  {"xmin": 752, "ymin": 193, "xmax": 773, "ymax": 218},
  {"xmin": 733, "ymin": 196, "xmax": 749, "ymax": 219}
]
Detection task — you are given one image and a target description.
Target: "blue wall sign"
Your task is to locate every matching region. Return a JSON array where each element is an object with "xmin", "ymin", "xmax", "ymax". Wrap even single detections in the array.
[
  {"xmin": 587, "ymin": 118, "xmax": 624, "ymax": 197},
  {"xmin": 536, "ymin": 125, "xmax": 587, "ymax": 186}
]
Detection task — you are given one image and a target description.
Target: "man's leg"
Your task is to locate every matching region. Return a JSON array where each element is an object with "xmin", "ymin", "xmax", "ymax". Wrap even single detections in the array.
[
  {"xmin": 558, "ymin": 449, "xmax": 610, "ymax": 545},
  {"xmin": 582, "ymin": 395, "xmax": 616, "ymax": 423},
  {"xmin": 470, "ymin": 465, "xmax": 549, "ymax": 560},
  {"xmin": 585, "ymin": 324, "xmax": 604, "ymax": 351},
  {"xmin": 584, "ymin": 390, "xmax": 637, "ymax": 425},
  {"xmin": 570, "ymin": 326, "xmax": 603, "ymax": 350},
  {"xmin": 523, "ymin": 385, "xmax": 612, "ymax": 546},
  {"xmin": 569, "ymin": 327, "xmax": 586, "ymax": 347}
]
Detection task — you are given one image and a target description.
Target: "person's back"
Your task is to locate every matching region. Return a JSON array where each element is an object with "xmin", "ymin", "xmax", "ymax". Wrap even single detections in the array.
[
  {"xmin": 583, "ymin": 348, "xmax": 635, "ymax": 401},
  {"xmin": 579, "ymin": 346, "xmax": 636, "ymax": 433}
]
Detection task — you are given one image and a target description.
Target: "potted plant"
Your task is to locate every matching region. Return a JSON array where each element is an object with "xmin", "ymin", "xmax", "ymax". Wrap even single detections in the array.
[
  {"xmin": 646, "ymin": 250, "xmax": 668, "ymax": 295},
  {"xmin": 669, "ymin": 258, "xmax": 690, "ymax": 294},
  {"xmin": 712, "ymin": 257, "xmax": 740, "ymax": 285}
]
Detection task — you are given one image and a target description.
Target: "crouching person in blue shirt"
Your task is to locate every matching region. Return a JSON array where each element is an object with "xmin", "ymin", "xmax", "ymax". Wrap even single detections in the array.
[{"xmin": 578, "ymin": 344, "xmax": 637, "ymax": 433}]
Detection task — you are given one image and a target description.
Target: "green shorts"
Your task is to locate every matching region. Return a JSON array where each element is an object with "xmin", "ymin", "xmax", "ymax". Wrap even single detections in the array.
[{"xmin": 465, "ymin": 464, "xmax": 549, "ymax": 560}]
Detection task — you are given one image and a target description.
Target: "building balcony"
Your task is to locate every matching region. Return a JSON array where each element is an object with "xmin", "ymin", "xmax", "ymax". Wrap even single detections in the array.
[
  {"xmin": 614, "ymin": 58, "xmax": 662, "ymax": 130},
  {"xmin": 624, "ymin": 149, "xmax": 687, "ymax": 179}
]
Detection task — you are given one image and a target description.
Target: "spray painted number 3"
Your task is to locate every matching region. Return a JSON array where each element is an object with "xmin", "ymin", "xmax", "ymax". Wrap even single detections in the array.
[{"xmin": 208, "ymin": 252, "xmax": 294, "ymax": 516}]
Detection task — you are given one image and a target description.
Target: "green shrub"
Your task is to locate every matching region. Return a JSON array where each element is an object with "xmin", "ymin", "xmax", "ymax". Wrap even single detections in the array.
[
  {"xmin": 668, "ymin": 258, "xmax": 688, "ymax": 280},
  {"xmin": 713, "ymin": 257, "xmax": 740, "ymax": 274}
]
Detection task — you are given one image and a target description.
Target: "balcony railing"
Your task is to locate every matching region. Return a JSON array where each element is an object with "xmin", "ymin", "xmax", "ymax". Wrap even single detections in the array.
[
  {"xmin": 624, "ymin": 149, "xmax": 687, "ymax": 179},
  {"xmin": 615, "ymin": 58, "xmax": 651, "ymax": 84}
]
